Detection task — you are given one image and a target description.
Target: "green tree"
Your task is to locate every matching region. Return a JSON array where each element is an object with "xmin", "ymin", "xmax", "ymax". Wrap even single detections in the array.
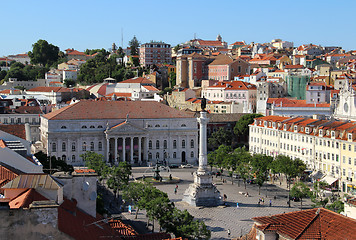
[
  {"xmin": 34, "ymin": 151, "xmax": 73, "ymax": 173},
  {"xmin": 106, "ymin": 161, "xmax": 132, "ymax": 198},
  {"xmin": 213, "ymin": 145, "xmax": 232, "ymax": 178},
  {"xmin": 173, "ymin": 44, "xmax": 182, "ymax": 54},
  {"xmin": 128, "ymin": 36, "xmax": 140, "ymax": 56},
  {"xmin": 122, "ymin": 182, "xmax": 151, "ymax": 219},
  {"xmin": 64, "ymin": 79, "xmax": 76, "ymax": 88},
  {"xmin": 169, "ymin": 71, "xmax": 176, "ymax": 87},
  {"xmin": 234, "ymin": 113, "xmax": 263, "ymax": 144},
  {"xmin": 326, "ymin": 199, "xmax": 344, "ymax": 214},
  {"xmin": 0, "ymin": 70, "xmax": 7, "ymax": 81},
  {"xmin": 250, "ymin": 154, "xmax": 273, "ymax": 195},
  {"xmin": 290, "ymin": 182, "xmax": 311, "ymax": 209},
  {"xmin": 208, "ymin": 127, "xmax": 233, "ymax": 150},
  {"xmin": 28, "ymin": 39, "xmax": 60, "ymax": 66},
  {"xmin": 81, "ymin": 151, "xmax": 108, "ymax": 181}
]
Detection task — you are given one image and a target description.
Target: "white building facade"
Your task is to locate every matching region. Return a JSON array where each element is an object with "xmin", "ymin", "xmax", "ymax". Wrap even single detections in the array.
[{"xmin": 40, "ymin": 100, "xmax": 198, "ymax": 166}]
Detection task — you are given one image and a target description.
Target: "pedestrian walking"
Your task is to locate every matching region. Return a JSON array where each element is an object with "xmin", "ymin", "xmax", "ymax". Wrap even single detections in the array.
[
  {"xmin": 227, "ymin": 229, "xmax": 231, "ymax": 237},
  {"xmin": 269, "ymin": 199, "xmax": 272, "ymax": 207},
  {"xmin": 176, "ymin": 184, "xmax": 178, "ymax": 189},
  {"xmin": 174, "ymin": 187, "xmax": 177, "ymax": 194}
]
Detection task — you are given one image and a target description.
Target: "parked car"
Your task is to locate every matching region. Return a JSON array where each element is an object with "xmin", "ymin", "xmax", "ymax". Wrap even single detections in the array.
[
  {"xmin": 169, "ymin": 164, "xmax": 179, "ymax": 168},
  {"xmin": 180, "ymin": 164, "xmax": 193, "ymax": 168}
]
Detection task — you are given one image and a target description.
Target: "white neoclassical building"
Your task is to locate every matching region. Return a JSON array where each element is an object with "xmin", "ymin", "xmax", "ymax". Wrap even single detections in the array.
[{"xmin": 40, "ymin": 100, "xmax": 198, "ymax": 166}]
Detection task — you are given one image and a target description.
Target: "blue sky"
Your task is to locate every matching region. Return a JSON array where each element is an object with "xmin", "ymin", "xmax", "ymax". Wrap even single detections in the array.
[{"xmin": 1, "ymin": 0, "xmax": 355, "ymax": 56}]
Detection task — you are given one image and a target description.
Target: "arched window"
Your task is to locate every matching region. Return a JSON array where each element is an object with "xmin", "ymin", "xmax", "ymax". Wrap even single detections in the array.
[
  {"xmin": 182, "ymin": 140, "xmax": 186, "ymax": 149},
  {"xmin": 191, "ymin": 151, "xmax": 194, "ymax": 158},
  {"xmin": 98, "ymin": 125, "xmax": 103, "ymax": 128},
  {"xmin": 62, "ymin": 142, "xmax": 66, "ymax": 152},
  {"xmin": 148, "ymin": 152, "xmax": 152, "ymax": 160},
  {"xmin": 149, "ymin": 140, "xmax": 152, "ymax": 150},
  {"xmin": 156, "ymin": 152, "xmax": 160, "ymax": 159},
  {"xmin": 82, "ymin": 126, "xmax": 87, "ymax": 129},
  {"xmin": 181, "ymin": 124, "xmax": 186, "ymax": 127},
  {"xmin": 90, "ymin": 125, "xmax": 95, "ymax": 128},
  {"xmin": 82, "ymin": 142, "xmax": 87, "ymax": 151},
  {"xmin": 98, "ymin": 142, "xmax": 102, "ymax": 151},
  {"xmin": 173, "ymin": 140, "xmax": 177, "ymax": 149},
  {"xmin": 156, "ymin": 140, "xmax": 160, "ymax": 149},
  {"xmin": 164, "ymin": 140, "xmax": 167, "ymax": 149},
  {"xmin": 62, "ymin": 155, "xmax": 66, "ymax": 161},
  {"xmin": 155, "ymin": 124, "xmax": 160, "ymax": 127},
  {"xmin": 72, "ymin": 142, "xmax": 76, "ymax": 152},
  {"xmin": 190, "ymin": 139, "xmax": 194, "ymax": 148},
  {"xmin": 72, "ymin": 155, "xmax": 75, "ymax": 162},
  {"xmin": 90, "ymin": 142, "xmax": 94, "ymax": 151},
  {"xmin": 173, "ymin": 152, "xmax": 177, "ymax": 158},
  {"xmin": 61, "ymin": 126, "xmax": 67, "ymax": 129},
  {"xmin": 52, "ymin": 143, "xmax": 56, "ymax": 152}
]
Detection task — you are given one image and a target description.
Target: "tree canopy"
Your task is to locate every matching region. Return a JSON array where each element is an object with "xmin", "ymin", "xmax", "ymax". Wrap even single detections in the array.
[
  {"xmin": 208, "ymin": 127, "xmax": 233, "ymax": 150},
  {"xmin": 234, "ymin": 113, "xmax": 263, "ymax": 144},
  {"xmin": 128, "ymin": 36, "xmax": 140, "ymax": 56},
  {"xmin": 28, "ymin": 39, "xmax": 60, "ymax": 67}
]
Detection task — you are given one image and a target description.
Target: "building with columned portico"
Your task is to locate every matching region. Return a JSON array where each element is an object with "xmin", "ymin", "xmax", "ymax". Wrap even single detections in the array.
[{"xmin": 40, "ymin": 100, "xmax": 198, "ymax": 166}]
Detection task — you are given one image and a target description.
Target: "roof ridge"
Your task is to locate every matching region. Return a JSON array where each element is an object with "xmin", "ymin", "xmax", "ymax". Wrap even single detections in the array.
[{"xmin": 294, "ymin": 208, "xmax": 321, "ymax": 240}]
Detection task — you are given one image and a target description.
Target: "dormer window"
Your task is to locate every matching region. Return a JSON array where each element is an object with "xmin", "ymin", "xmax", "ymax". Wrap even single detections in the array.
[
  {"xmin": 348, "ymin": 133, "xmax": 353, "ymax": 140},
  {"xmin": 331, "ymin": 131, "xmax": 335, "ymax": 137},
  {"xmin": 294, "ymin": 126, "xmax": 298, "ymax": 131},
  {"xmin": 319, "ymin": 129, "xmax": 323, "ymax": 136},
  {"xmin": 283, "ymin": 124, "xmax": 287, "ymax": 130},
  {"xmin": 272, "ymin": 122, "xmax": 276, "ymax": 128},
  {"xmin": 305, "ymin": 127, "xmax": 309, "ymax": 134},
  {"xmin": 326, "ymin": 130, "xmax": 330, "ymax": 136},
  {"xmin": 301, "ymin": 127, "xmax": 304, "ymax": 132},
  {"xmin": 269, "ymin": 122, "xmax": 271, "ymax": 127}
]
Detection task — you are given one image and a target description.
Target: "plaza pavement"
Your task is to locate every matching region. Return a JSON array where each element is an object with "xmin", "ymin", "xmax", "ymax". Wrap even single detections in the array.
[{"xmin": 122, "ymin": 167, "xmax": 313, "ymax": 240}]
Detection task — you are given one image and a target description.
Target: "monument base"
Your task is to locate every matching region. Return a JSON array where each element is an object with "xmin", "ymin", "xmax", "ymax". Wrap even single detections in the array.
[{"xmin": 183, "ymin": 171, "xmax": 222, "ymax": 207}]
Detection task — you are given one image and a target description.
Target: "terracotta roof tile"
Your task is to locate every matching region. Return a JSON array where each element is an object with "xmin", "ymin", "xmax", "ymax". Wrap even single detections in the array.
[
  {"xmin": 120, "ymin": 77, "xmax": 154, "ymax": 84},
  {"xmin": 252, "ymin": 208, "xmax": 356, "ymax": 240},
  {"xmin": 43, "ymin": 100, "xmax": 195, "ymax": 120},
  {"xmin": 0, "ymin": 125, "xmax": 26, "ymax": 140},
  {"xmin": 9, "ymin": 188, "xmax": 48, "ymax": 209}
]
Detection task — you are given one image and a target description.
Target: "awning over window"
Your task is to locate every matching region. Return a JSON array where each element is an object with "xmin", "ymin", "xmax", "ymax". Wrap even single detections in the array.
[{"xmin": 320, "ymin": 175, "xmax": 338, "ymax": 185}]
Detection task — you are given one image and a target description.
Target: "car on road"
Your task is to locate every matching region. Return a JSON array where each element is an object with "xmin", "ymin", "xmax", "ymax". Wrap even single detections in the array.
[
  {"xmin": 169, "ymin": 164, "xmax": 179, "ymax": 168},
  {"xmin": 180, "ymin": 164, "xmax": 194, "ymax": 168}
]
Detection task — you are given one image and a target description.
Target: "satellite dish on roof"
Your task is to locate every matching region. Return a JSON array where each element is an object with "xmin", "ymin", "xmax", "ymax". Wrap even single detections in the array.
[
  {"xmin": 82, "ymin": 181, "xmax": 90, "ymax": 191},
  {"xmin": 90, "ymin": 191, "xmax": 97, "ymax": 201}
]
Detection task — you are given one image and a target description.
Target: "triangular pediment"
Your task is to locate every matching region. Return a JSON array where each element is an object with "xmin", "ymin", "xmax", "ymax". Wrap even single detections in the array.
[{"xmin": 106, "ymin": 121, "xmax": 146, "ymax": 134}]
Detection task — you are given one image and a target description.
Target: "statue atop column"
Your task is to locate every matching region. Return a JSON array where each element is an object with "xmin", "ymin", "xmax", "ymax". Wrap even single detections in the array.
[
  {"xmin": 201, "ymin": 96, "xmax": 207, "ymax": 112},
  {"xmin": 183, "ymin": 109, "xmax": 222, "ymax": 207}
]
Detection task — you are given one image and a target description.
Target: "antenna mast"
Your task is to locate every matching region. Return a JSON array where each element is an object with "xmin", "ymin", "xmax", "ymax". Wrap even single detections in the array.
[{"xmin": 121, "ymin": 28, "xmax": 124, "ymax": 48}]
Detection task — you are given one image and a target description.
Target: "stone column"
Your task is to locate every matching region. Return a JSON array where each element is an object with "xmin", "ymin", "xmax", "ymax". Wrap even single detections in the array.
[
  {"xmin": 106, "ymin": 137, "xmax": 110, "ymax": 162},
  {"xmin": 114, "ymin": 137, "xmax": 117, "ymax": 163},
  {"xmin": 145, "ymin": 137, "xmax": 149, "ymax": 161},
  {"xmin": 197, "ymin": 111, "xmax": 209, "ymax": 174},
  {"xmin": 123, "ymin": 137, "xmax": 126, "ymax": 162},
  {"xmin": 130, "ymin": 137, "xmax": 134, "ymax": 164},
  {"xmin": 138, "ymin": 137, "xmax": 142, "ymax": 163}
]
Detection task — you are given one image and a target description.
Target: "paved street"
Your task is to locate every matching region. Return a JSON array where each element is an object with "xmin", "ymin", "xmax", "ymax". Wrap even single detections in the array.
[{"xmin": 124, "ymin": 167, "xmax": 313, "ymax": 240}]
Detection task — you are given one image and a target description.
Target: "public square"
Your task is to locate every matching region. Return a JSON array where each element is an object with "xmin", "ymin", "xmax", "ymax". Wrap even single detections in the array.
[{"xmin": 122, "ymin": 167, "xmax": 313, "ymax": 240}]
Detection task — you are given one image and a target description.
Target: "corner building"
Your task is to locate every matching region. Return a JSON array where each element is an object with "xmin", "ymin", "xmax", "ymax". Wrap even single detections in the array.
[
  {"xmin": 249, "ymin": 115, "xmax": 356, "ymax": 194},
  {"xmin": 40, "ymin": 100, "xmax": 198, "ymax": 166}
]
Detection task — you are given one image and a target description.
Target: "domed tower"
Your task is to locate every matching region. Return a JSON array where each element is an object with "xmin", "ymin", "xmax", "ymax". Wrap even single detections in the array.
[{"xmin": 216, "ymin": 34, "xmax": 222, "ymax": 42}]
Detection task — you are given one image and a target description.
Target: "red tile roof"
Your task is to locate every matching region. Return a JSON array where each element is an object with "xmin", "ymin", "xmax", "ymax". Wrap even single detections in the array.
[
  {"xmin": 143, "ymin": 85, "xmax": 159, "ymax": 91},
  {"xmin": 267, "ymin": 98, "xmax": 330, "ymax": 108},
  {"xmin": 43, "ymin": 100, "xmax": 195, "ymax": 120},
  {"xmin": 27, "ymin": 86, "xmax": 70, "ymax": 93},
  {"xmin": 284, "ymin": 64, "xmax": 304, "ymax": 69},
  {"xmin": 253, "ymin": 208, "xmax": 356, "ymax": 240},
  {"xmin": 0, "ymin": 124, "xmax": 26, "ymax": 140},
  {"xmin": 120, "ymin": 77, "xmax": 154, "ymax": 85},
  {"xmin": 9, "ymin": 188, "xmax": 48, "ymax": 209}
]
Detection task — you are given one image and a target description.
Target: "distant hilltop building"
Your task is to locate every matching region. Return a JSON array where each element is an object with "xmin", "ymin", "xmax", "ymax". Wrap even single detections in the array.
[{"xmin": 139, "ymin": 41, "xmax": 172, "ymax": 67}]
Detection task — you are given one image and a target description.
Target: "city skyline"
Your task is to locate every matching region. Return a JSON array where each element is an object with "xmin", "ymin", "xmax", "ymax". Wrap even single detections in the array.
[{"xmin": 2, "ymin": 0, "xmax": 356, "ymax": 56}]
